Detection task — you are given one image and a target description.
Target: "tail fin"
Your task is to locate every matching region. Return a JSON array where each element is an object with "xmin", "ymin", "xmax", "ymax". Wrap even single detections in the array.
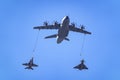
[{"xmin": 45, "ymin": 34, "xmax": 57, "ymax": 39}]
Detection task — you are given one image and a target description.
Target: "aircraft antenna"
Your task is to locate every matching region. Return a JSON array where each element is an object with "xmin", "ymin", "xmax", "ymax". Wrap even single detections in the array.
[
  {"xmin": 80, "ymin": 34, "xmax": 86, "ymax": 56},
  {"xmin": 32, "ymin": 30, "xmax": 40, "ymax": 54}
]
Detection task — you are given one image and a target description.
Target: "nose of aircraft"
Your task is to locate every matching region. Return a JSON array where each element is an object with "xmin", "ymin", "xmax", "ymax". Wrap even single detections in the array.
[{"xmin": 66, "ymin": 16, "xmax": 69, "ymax": 19}]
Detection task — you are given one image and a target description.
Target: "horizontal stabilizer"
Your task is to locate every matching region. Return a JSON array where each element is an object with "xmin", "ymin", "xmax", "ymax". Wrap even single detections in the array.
[
  {"xmin": 45, "ymin": 34, "xmax": 57, "ymax": 39},
  {"xmin": 64, "ymin": 37, "xmax": 70, "ymax": 41},
  {"xmin": 25, "ymin": 67, "xmax": 33, "ymax": 70}
]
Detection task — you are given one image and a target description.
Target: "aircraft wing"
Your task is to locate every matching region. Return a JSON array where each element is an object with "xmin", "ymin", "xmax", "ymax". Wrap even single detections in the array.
[
  {"xmin": 84, "ymin": 65, "xmax": 88, "ymax": 69},
  {"xmin": 33, "ymin": 25, "xmax": 60, "ymax": 30},
  {"xmin": 22, "ymin": 63, "xmax": 29, "ymax": 66},
  {"xmin": 33, "ymin": 64, "xmax": 38, "ymax": 67},
  {"xmin": 69, "ymin": 25, "xmax": 91, "ymax": 34}
]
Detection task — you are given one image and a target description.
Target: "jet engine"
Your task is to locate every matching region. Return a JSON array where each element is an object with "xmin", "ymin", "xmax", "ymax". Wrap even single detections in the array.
[
  {"xmin": 43, "ymin": 22, "xmax": 48, "ymax": 26},
  {"xmin": 80, "ymin": 25, "xmax": 85, "ymax": 30},
  {"xmin": 71, "ymin": 22, "xmax": 75, "ymax": 27},
  {"xmin": 54, "ymin": 21, "xmax": 58, "ymax": 26},
  {"xmin": 53, "ymin": 21, "xmax": 60, "ymax": 27}
]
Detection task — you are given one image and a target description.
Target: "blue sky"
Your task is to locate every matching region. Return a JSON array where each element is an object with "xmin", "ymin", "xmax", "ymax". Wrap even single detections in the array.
[{"xmin": 0, "ymin": 0, "xmax": 120, "ymax": 80}]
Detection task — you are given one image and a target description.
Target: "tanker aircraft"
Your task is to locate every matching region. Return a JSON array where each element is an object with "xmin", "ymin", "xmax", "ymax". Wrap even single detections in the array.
[{"xmin": 34, "ymin": 16, "xmax": 91, "ymax": 44}]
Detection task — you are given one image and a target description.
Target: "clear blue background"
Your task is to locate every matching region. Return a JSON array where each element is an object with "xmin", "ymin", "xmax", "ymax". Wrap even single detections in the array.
[{"xmin": 0, "ymin": 0, "xmax": 120, "ymax": 80}]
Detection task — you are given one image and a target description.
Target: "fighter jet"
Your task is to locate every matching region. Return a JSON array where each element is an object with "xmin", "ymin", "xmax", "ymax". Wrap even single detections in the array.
[
  {"xmin": 74, "ymin": 59, "xmax": 88, "ymax": 70},
  {"xmin": 34, "ymin": 16, "xmax": 91, "ymax": 44},
  {"xmin": 22, "ymin": 57, "xmax": 38, "ymax": 70}
]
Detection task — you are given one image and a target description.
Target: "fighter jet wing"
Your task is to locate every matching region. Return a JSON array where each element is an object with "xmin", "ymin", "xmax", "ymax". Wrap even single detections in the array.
[
  {"xmin": 33, "ymin": 25, "xmax": 60, "ymax": 30},
  {"xmin": 83, "ymin": 64, "xmax": 88, "ymax": 69},
  {"xmin": 22, "ymin": 63, "xmax": 29, "ymax": 66},
  {"xmin": 33, "ymin": 64, "xmax": 38, "ymax": 67},
  {"xmin": 69, "ymin": 25, "xmax": 91, "ymax": 34},
  {"xmin": 74, "ymin": 64, "xmax": 88, "ymax": 70}
]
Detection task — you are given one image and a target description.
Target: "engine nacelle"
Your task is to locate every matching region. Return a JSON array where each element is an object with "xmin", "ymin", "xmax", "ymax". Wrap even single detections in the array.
[
  {"xmin": 54, "ymin": 21, "xmax": 58, "ymax": 26},
  {"xmin": 71, "ymin": 23, "xmax": 75, "ymax": 27},
  {"xmin": 53, "ymin": 21, "xmax": 60, "ymax": 27},
  {"xmin": 80, "ymin": 25, "xmax": 85, "ymax": 30},
  {"xmin": 43, "ymin": 22, "xmax": 48, "ymax": 26}
]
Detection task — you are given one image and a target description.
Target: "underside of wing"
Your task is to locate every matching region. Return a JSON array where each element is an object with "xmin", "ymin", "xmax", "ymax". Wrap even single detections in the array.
[
  {"xmin": 33, "ymin": 25, "xmax": 60, "ymax": 30},
  {"xmin": 69, "ymin": 25, "xmax": 91, "ymax": 34}
]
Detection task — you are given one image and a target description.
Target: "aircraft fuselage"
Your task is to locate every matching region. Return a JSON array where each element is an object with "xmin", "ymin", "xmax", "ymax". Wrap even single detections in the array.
[
  {"xmin": 29, "ymin": 61, "xmax": 33, "ymax": 67},
  {"xmin": 57, "ymin": 16, "xmax": 70, "ymax": 43}
]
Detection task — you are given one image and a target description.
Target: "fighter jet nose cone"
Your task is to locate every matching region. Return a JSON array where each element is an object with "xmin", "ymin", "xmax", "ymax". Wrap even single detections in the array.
[
  {"xmin": 66, "ymin": 16, "xmax": 69, "ymax": 19},
  {"xmin": 81, "ymin": 59, "xmax": 84, "ymax": 63}
]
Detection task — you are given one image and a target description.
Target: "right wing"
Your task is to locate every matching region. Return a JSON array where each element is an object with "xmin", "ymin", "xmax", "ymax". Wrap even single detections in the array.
[{"xmin": 33, "ymin": 24, "xmax": 60, "ymax": 30}]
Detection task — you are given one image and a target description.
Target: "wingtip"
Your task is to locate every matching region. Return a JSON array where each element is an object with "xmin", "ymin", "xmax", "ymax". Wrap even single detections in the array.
[
  {"xmin": 89, "ymin": 32, "xmax": 92, "ymax": 35},
  {"xmin": 33, "ymin": 27, "xmax": 36, "ymax": 29},
  {"xmin": 33, "ymin": 27, "xmax": 40, "ymax": 30},
  {"xmin": 85, "ymin": 32, "xmax": 92, "ymax": 35}
]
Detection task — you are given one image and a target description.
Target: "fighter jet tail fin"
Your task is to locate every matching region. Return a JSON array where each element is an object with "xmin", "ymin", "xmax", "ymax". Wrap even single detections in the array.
[
  {"xmin": 45, "ymin": 34, "xmax": 57, "ymax": 39},
  {"xmin": 64, "ymin": 37, "xmax": 70, "ymax": 41}
]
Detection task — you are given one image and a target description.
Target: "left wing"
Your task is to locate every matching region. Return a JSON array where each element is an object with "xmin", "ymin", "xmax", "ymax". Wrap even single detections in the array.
[
  {"xmin": 33, "ymin": 24, "xmax": 60, "ymax": 30},
  {"xmin": 69, "ymin": 25, "xmax": 91, "ymax": 35}
]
